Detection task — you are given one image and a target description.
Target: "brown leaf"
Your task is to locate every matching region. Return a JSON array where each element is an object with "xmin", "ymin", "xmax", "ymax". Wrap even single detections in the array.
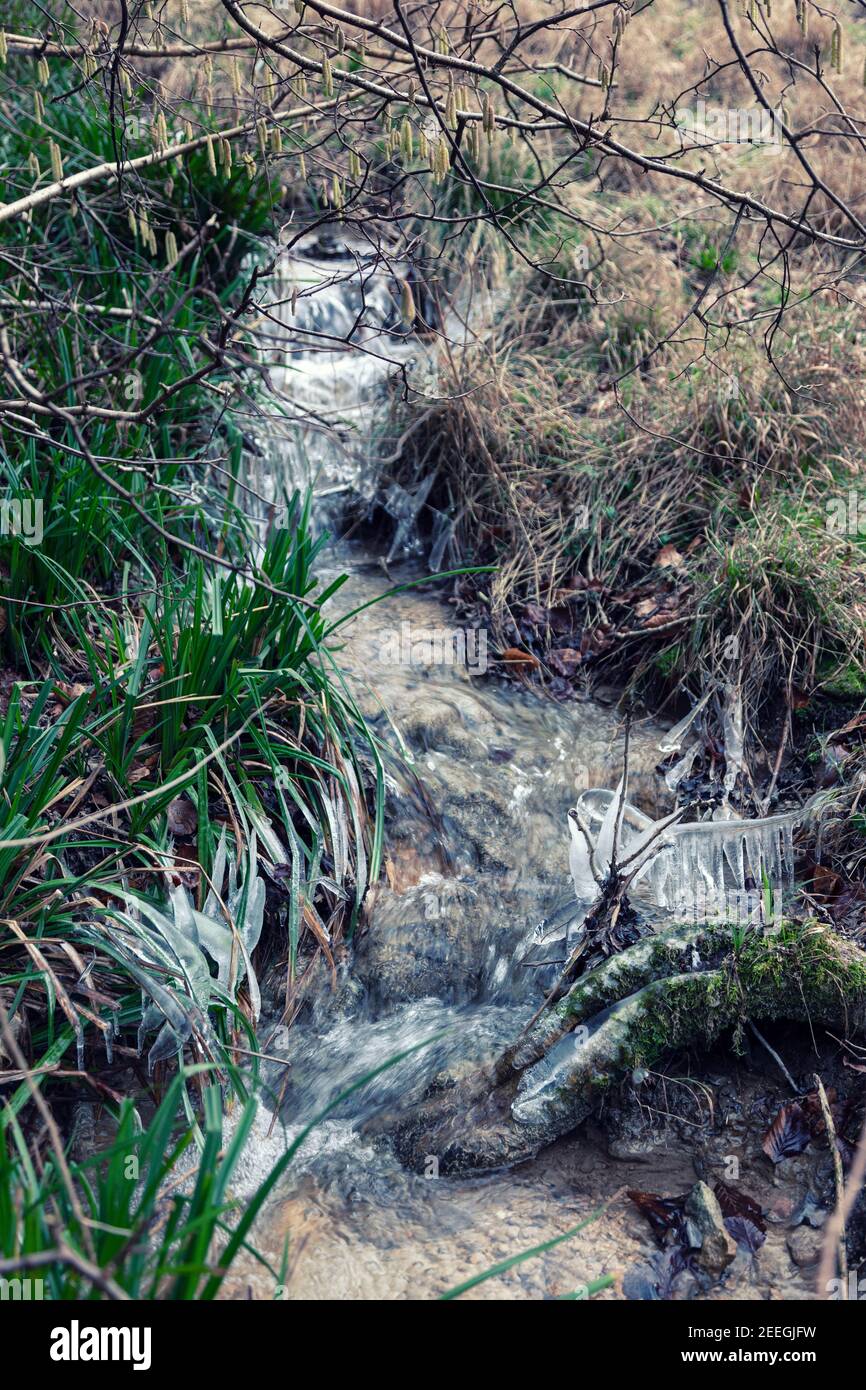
[
  {"xmin": 713, "ymin": 1181, "xmax": 766, "ymax": 1234},
  {"xmin": 655, "ymin": 544, "xmax": 685, "ymax": 570},
  {"xmin": 633, "ymin": 598, "xmax": 657, "ymax": 619},
  {"xmin": 167, "ymin": 796, "xmax": 198, "ymax": 838},
  {"xmin": 548, "ymin": 647, "xmax": 582, "ymax": 677},
  {"xmin": 762, "ymin": 1101, "xmax": 811, "ymax": 1164},
  {"xmin": 499, "ymin": 647, "xmax": 540, "ymax": 673}
]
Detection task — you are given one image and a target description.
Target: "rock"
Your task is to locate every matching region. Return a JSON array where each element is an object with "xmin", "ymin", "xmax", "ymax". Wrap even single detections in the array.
[
  {"xmin": 685, "ymin": 1181, "xmax": 737, "ymax": 1274},
  {"xmin": 786, "ymin": 1225, "xmax": 824, "ymax": 1268},
  {"xmin": 381, "ymin": 920, "xmax": 866, "ymax": 1175}
]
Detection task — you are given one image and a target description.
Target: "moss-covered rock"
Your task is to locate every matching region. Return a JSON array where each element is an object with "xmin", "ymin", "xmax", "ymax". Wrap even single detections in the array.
[{"xmin": 375, "ymin": 920, "xmax": 866, "ymax": 1174}]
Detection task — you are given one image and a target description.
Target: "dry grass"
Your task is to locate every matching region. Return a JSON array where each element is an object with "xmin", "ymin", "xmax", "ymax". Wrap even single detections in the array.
[{"xmin": 384, "ymin": 215, "xmax": 866, "ymax": 748}]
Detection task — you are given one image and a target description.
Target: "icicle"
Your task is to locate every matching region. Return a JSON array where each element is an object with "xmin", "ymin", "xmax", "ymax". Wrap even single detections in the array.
[
  {"xmin": 658, "ymin": 689, "xmax": 713, "ymax": 755},
  {"xmin": 568, "ymin": 814, "xmax": 596, "ymax": 899},
  {"xmin": 664, "ymin": 741, "xmax": 699, "ymax": 793},
  {"xmin": 570, "ymin": 788, "xmax": 814, "ymax": 915},
  {"xmin": 722, "ymin": 683, "xmax": 745, "ymax": 797}
]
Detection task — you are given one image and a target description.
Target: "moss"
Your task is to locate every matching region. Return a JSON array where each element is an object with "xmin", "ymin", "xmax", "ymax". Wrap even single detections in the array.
[
  {"xmin": 819, "ymin": 660, "xmax": 866, "ymax": 698},
  {"xmin": 561, "ymin": 921, "xmax": 866, "ymax": 1090}
]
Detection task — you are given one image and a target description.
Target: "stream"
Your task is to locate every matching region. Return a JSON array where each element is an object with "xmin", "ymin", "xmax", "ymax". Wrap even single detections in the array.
[{"xmin": 222, "ymin": 233, "xmax": 831, "ymax": 1301}]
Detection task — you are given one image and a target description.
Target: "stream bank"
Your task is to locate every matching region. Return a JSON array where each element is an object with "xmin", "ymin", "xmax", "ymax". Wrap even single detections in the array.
[
  {"xmin": 222, "ymin": 556, "xmax": 850, "ymax": 1301},
  {"xmin": 221, "ymin": 233, "xmax": 864, "ymax": 1302}
]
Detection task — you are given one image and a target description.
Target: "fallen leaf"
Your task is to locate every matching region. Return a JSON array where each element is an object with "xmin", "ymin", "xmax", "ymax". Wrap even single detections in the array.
[
  {"xmin": 762, "ymin": 1101, "xmax": 811, "ymax": 1163},
  {"xmin": 498, "ymin": 647, "xmax": 540, "ymax": 673},
  {"xmin": 167, "ymin": 796, "xmax": 198, "ymax": 838},
  {"xmin": 713, "ymin": 1181, "xmax": 766, "ymax": 1234},
  {"xmin": 626, "ymin": 1189, "xmax": 686, "ymax": 1243},
  {"xmin": 548, "ymin": 647, "xmax": 582, "ymax": 677},
  {"xmin": 655, "ymin": 544, "xmax": 685, "ymax": 570}
]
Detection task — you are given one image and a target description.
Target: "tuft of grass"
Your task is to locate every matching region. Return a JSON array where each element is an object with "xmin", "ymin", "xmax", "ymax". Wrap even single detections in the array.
[{"xmin": 380, "ymin": 248, "xmax": 866, "ymax": 751}]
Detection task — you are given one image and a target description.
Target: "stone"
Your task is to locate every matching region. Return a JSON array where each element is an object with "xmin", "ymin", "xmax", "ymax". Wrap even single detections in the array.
[
  {"xmin": 786, "ymin": 1225, "xmax": 824, "ymax": 1268},
  {"xmin": 684, "ymin": 1181, "xmax": 737, "ymax": 1274}
]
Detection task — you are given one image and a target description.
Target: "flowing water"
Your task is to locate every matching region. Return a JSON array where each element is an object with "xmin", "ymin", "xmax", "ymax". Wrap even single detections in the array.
[{"xmin": 221, "ymin": 234, "xmax": 824, "ymax": 1301}]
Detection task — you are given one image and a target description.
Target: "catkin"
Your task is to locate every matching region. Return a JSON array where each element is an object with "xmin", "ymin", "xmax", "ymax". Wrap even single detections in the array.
[
  {"xmin": 270, "ymin": 125, "xmax": 282, "ymax": 153},
  {"xmin": 418, "ymin": 128, "xmax": 429, "ymax": 160},
  {"xmin": 831, "ymin": 22, "xmax": 843, "ymax": 74},
  {"xmin": 128, "ymin": 206, "xmax": 138, "ymax": 237},
  {"xmin": 121, "ymin": 68, "xmax": 132, "ymax": 98},
  {"xmin": 165, "ymin": 230, "xmax": 178, "ymax": 266},
  {"xmin": 37, "ymin": 56, "xmax": 50, "ymax": 87},
  {"xmin": 445, "ymin": 90, "xmax": 457, "ymax": 129},
  {"xmin": 349, "ymin": 148, "xmax": 361, "ymax": 180},
  {"xmin": 322, "ymin": 54, "xmax": 333, "ymax": 98},
  {"xmin": 797, "ymin": 0, "xmax": 808, "ymax": 36},
  {"xmin": 298, "ymin": 151, "xmax": 306, "ymax": 179},
  {"xmin": 28, "ymin": 151, "xmax": 40, "ymax": 180},
  {"xmin": 0, "ymin": 31, "xmax": 7, "ymax": 65},
  {"xmin": 220, "ymin": 136, "xmax": 232, "ymax": 171},
  {"xmin": 434, "ymin": 137, "xmax": 449, "ymax": 182},
  {"xmin": 205, "ymin": 134, "xmax": 217, "ymax": 175},
  {"xmin": 482, "ymin": 91, "xmax": 495, "ymax": 136},
  {"xmin": 400, "ymin": 117, "xmax": 413, "ymax": 161},
  {"xmin": 400, "ymin": 280, "xmax": 415, "ymax": 323},
  {"xmin": 34, "ymin": 90, "xmax": 44, "ymax": 122}
]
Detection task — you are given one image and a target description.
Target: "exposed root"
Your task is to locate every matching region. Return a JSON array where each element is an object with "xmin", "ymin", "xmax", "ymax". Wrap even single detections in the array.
[{"xmin": 372, "ymin": 921, "xmax": 866, "ymax": 1174}]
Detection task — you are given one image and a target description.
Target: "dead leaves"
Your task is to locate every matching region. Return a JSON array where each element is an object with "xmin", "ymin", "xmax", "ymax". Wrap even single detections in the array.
[
  {"xmin": 654, "ymin": 543, "xmax": 686, "ymax": 571},
  {"xmin": 167, "ymin": 796, "xmax": 198, "ymax": 838},
  {"xmin": 497, "ymin": 647, "xmax": 541, "ymax": 675},
  {"xmin": 761, "ymin": 1087, "xmax": 854, "ymax": 1165},
  {"xmin": 762, "ymin": 1101, "xmax": 811, "ymax": 1164},
  {"xmin": 547, "ymin": 647, "xmax": 582, "ymax": 677}
]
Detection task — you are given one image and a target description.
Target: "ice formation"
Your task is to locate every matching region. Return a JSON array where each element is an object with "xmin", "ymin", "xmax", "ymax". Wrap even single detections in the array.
[{"xmin": 568, "ymin": 782, "xmax": 815, "ymax": 918}]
